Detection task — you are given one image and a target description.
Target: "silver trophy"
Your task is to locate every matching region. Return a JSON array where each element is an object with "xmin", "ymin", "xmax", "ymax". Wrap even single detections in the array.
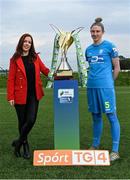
[{"xmin": 50, "ymin": 24, "xmax": 83, "ymax": 80}]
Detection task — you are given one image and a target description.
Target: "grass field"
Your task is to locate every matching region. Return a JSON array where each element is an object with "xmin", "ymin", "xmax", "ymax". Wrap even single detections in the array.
[{"xmin": 0, "ymin": 86, "xmax": 130, "ymax": 179}]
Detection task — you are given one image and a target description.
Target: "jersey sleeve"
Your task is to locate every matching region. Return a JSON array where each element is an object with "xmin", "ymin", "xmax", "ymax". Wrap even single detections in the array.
[
  {"xmin": 85, "ymin": 49, "xmax": 88, "ymax": 61},
  {"xmin": 110, "ymin": 43, "xmax": 119, "ymax": 58}
]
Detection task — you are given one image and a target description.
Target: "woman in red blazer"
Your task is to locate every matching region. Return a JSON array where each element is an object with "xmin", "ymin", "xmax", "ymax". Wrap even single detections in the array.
[{"xmin": 7, "ymin": 33, "xmax": 50, "ymax": 159}]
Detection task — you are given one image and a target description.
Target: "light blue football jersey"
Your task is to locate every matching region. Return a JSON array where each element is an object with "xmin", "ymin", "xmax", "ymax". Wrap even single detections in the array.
[{"xmin": 85, "ymin": 40, "xmax": 119, "ymax": 88}]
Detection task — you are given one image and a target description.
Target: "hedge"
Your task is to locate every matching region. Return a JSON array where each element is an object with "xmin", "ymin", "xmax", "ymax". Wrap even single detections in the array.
[{"xmin": 0, "ymin": 71, "xmax": 130, "ymax": 88}]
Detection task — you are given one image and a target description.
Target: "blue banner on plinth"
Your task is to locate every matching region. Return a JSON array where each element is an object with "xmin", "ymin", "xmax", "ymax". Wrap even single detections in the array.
[{"xmin": 54, "ymin": 80, "xmax": 80, "ymax": 149}]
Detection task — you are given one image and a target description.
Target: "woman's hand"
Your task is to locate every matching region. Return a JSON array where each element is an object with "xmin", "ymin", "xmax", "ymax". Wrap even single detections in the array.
[{"xmin": 9, "ymin": 100, "xmax": 15, "ymax": 106}]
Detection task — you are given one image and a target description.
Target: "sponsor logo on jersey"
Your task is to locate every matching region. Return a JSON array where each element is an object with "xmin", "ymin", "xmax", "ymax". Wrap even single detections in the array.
[{"xmin": 88, "ymin": 55, "xmax": 104, "ymax": 64}]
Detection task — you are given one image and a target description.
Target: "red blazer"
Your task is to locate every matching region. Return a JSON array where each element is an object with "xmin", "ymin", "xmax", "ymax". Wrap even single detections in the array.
[{"xmin": 7, "ymin": 55, "xmax": 50, "ymax": 104}]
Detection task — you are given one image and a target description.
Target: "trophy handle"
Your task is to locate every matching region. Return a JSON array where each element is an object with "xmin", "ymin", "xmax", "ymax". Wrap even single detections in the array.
[
  {"xmin": 71, "ymin": 27, "xmax": 84, "ymax": 34},
  {"xmin": 49, "ymin": 24, "xmax": 61, "ymax": 34}
]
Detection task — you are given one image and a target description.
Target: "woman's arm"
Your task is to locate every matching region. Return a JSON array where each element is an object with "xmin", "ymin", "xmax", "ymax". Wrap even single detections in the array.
[
  {"xmin": 38, "ymin": 56, "xmax": 50, "ymax": 76},
  {"xmin": 7, "ymin": 59, "xmax": 16, "ymax": 103},
  {"xmin": 112, "ymin": 57, "xmax": 120, "ymax": 80}
]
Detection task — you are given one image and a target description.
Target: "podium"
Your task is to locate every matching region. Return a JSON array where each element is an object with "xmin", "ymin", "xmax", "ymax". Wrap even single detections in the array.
[{"xmin": 54, "ymin": 80, "xmax": 80, "ymax": 149}]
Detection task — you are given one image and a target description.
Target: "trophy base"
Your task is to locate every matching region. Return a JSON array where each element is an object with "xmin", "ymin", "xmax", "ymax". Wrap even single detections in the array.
[{"xmin": 54, "ymin": 70, "xmax": 73, "ymax": 80}]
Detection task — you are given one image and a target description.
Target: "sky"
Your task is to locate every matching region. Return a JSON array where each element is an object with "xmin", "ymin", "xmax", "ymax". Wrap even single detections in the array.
[{"xmin": 0, "ymin": 0, "xmax": 130, "ymax": 70}]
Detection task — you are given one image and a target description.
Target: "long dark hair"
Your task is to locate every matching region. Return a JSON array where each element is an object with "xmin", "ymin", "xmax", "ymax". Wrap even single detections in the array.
[{"xmin": 11, "ymin": 33, "xmax": 37, "ymax": 62}]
